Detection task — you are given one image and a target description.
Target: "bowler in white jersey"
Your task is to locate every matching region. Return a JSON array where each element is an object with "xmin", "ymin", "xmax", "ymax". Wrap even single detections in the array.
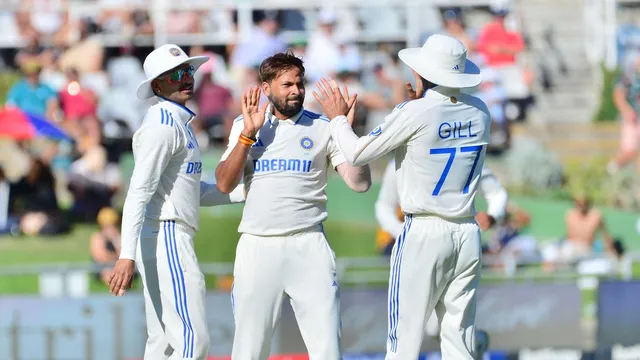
[
  {"xmin": 108, "ymin": 44, "xmax": 245, "ymax": 360},
  {"xmin": 314, "ymin": 34, "xmax": 490, "ymax": 359},
  {"xmin": 215, "ymin": 51, "xmax": 371, "ymax": 360}
]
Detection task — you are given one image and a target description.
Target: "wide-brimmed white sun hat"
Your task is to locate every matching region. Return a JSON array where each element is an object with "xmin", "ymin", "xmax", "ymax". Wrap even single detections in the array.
[
  {"xmin": 136, "ymin": 44, "xmax": 209, "ymax": 100},
  {"xmin": 398, "ymin": 34, "xmax": 482, "ymax": 89}
]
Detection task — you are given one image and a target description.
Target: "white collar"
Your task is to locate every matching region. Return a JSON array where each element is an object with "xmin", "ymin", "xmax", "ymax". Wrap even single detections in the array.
[
  {"xmin": 266, "ymin": 106, "xmax": 305, "ymax": 127},
  {"xmin": 157, "ymin": 97, "xmax": 195, "ymax": 125}
]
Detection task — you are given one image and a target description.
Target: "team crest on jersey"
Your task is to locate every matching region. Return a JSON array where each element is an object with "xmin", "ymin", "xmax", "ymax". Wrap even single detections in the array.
[
  {"xmin": 169, "ymin": 47, "xmax": 181, "ymax": 56},
  {"xmin": 300, "ymin": 136, "xmax": 314, "ymax": 150},
  {"xmin": 369, "ymin": 126, "xmax": 382, "ymax": 137}
]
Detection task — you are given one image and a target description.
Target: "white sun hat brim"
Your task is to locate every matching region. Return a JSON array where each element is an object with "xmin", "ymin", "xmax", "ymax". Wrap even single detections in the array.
[{"xmin": 398, "ymin": 42, "xmax": 482, "ymax": 89}]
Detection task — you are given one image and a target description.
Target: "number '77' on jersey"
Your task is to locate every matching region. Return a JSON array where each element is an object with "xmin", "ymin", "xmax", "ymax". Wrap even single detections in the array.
[{"xmin": 429, "ymin": 145, "xmax": 483, "ymax": 196}]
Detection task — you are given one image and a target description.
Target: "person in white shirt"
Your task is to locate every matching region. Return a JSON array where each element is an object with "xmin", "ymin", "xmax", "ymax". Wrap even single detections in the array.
[
  {"xmin": 215, "ymin": 51, "xmax": 371, "ymax": 360},
  {"xmin": 313, "ymin": 34, "xmax": 490, "ymax": 359},
  {"xmin": 108, "ymin": 44, "xmax": 245, "ymax": 360}
]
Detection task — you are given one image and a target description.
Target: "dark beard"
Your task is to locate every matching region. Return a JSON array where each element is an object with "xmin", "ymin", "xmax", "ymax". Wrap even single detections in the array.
[{"xmin": 269, "ymin": 93, "xmax": 304, "ymax": 118}]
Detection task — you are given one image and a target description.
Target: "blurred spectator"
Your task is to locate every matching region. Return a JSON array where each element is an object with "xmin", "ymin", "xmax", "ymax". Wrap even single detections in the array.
[
  {"xmin": 230, "ymin": 10, "xmax": 287, "ymax": 89},
  {"xmin": 304, "ymin": 9, "xmax": 342, "ymax": 82},
  {"xmin": 5, "ymin": 60, "xmax": 59, "ymax": 120},
  {"xmin": 166, "ymin": 10, "xmax": 203, "ymax": 34},
  {"xmin": 473, "ymin": 67, "xmax": 510, "ymax": 151},
  {"xmin": 542, "ymin": 195, "xmax": 615, "ymax": 269},
  {"xmin": 192, "ymin": 66, "xmax": 233, "ymax": 148},
  {"xmin": 8, "ymin": 158, "xmax": 69, "ymax": 236},
  {"xmin": 58, "ymin": 17, "xmax": 104, "ymax": 75},
  {"xmin": 15, "ymin": 32, "xmax": 45, "ymax": 69},
  {"xmin": 483, "ymin": 207, "xmax": 539, "ymax": 266},
  {"xmin": 476, "ymin": 6, "xmax": 524, "ymax": 68},
  {"xmin": 441, "ymin": 9, "xmax": 476, "ymax": 55},
  {"xmin": 0, "ymin": 167, "xmax": 15, "ymax": 235},
  {"xmin": 609, "ymin": 52, "xmax": 640, "ymax": 174},
  {"xmin": 59, "ymin": 68, "xmax": 100, "ymax": 138},
  {"xmin": 67, "ymin": 135, "xmax": 121, "ymax": 222},
  {"xmin": 90, "ymin": 207, "xmax": 121, "ymax": 284}
]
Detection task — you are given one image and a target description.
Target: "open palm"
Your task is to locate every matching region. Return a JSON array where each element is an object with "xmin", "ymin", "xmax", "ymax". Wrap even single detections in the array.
[{"xmin": 241, "ymin": 86, "xmax": 268, "ymax": 137}]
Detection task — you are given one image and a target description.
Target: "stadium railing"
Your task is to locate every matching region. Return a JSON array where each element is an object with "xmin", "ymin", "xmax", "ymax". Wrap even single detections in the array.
[{"xmin": 2, "ymin": 0, "xmax": 499, "ymax": 48}]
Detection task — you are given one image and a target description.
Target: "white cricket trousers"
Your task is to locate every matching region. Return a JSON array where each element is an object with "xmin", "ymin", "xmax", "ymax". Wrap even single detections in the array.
[
  {"xmin": 386, "ymin": 215, "xmax": 481, "ymax": 360},
  {"xmin": 231, "ymin": 225, "xmax": 341, "ymax": 360},
  {"xmin": 136, "ymin": 220, "xmax": 210, "ymax": 360}
]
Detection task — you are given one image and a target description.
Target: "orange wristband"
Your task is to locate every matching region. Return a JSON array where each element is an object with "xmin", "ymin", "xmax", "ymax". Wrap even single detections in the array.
[{"xmin": 238, "ymin": 135, "xmax": 255, "ymax": 146}]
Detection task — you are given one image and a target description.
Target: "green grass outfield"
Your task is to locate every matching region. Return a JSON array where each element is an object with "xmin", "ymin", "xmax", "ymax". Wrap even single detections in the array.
[{"xmin": 1, "ymin": 150, "xmax": 639, "ymax": 294}]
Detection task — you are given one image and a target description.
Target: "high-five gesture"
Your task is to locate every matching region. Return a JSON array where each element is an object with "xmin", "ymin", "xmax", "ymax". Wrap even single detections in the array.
[
  {"xmin": 406, "ymin": 69, "xmax": 426, "ymax": 100},
  {"xmin": 313, "ymin": 77, "xmax": 357, "ymax": 121},
  {"xmin": 241, "ymin": 86, "xmax": 268, "ymax": 138}
]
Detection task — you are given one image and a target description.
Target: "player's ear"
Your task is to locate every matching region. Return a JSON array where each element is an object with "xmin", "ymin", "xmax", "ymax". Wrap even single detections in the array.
[{"xmin": 261, "ymin": 81, "xmax": 271, "ymax": 97}]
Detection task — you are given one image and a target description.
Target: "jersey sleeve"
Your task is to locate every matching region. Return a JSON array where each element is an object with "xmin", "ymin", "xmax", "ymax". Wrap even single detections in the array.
[
  {"xmin": 220, "ymin": 115, "xmax": 245, "ymax": 162},
  {"xmin": 375, "ymin": 160, "xmax": 403, "ymax": 238},
  {"xmin": 328, "ymin": 108, "xmax": 418, "ymax": 166},
  {"xmin": 478, "ymin": 167, "xmax": 508, "ymax": 222},
  {"xmin": 327, "ymin": 136, "xmax": 346, "ymax": 169},
  {"xmin": 119, "ymin": 109, "xmax": 177, "ymax": 260},
  {"xmin": 200, "ymin": 181, "xmax": 245, "ymax": 206}
]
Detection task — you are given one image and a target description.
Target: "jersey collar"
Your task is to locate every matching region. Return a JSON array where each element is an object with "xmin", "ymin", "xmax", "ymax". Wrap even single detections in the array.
[
  {"xmin": 424, "ymin": 86, "xmax": 462, "ymax": 100},
  {"xmin": 157, "ymin": 96, "xmax": 196, "ymax": 125},
  {"xmin": 267, "ymin": 107, "xmax": 304, "ymax": 126}
]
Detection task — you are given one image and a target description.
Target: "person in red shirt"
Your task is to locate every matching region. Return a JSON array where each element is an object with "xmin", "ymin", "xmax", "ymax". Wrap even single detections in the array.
[
  {"xmin": 476, "ymin": 8, "xmax": 525, "ymax": 67},
  {"xmin": 59, "ymin": 68, "xmax": 100, "ymax": 139}
]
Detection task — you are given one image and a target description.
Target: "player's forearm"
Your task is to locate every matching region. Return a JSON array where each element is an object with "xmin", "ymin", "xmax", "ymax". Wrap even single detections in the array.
[
  {"xmin": 119, "ymin": 192, "xmax": 150, "ymax": 260},
  {"xmin": 375, "ymin": 203, "xmax": 404, "ymax": 239},
  {"xmin": 336, "ymin": 162, "xmax": 371, "ymax": 193},
  {"xmin": 485, "ymin": 188, "xmax": 508, "ymax": 223},
  {"xmin": 215, "ymin": 143, "xmax": 251, "ymax": 194},
  {"xmin": 200, "ymin": 181, "xmax": 245, "ymax": 206},
  {"xmin": 329, "ymin": 116, "xmax": 377, "ymax": 166}
]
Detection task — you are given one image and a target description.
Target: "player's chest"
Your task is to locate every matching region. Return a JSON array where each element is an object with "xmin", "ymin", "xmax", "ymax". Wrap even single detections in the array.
[
  {"xmin": 248, "ymin": 125, "xmax": 327, "ymax": 174},
  {"xmin": 178, "ymin": 126, "xmax": 203, "ymax": 176}
]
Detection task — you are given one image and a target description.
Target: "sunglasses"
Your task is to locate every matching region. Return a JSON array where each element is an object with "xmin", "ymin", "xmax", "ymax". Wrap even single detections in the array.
[{"xmin": 161, "ymin": 65, "xmax": 196, "ymax": 83}]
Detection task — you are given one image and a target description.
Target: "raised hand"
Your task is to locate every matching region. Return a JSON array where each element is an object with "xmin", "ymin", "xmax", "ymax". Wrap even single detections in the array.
[
  {"xmin": 339, "ymin": 83, "xmax": 358, "ymax": 126},
  {"xmin": 312, "ymin": 77, "xmax": 357, "ymax": 121},
  {"xmin": 241, "ymin": 86, "xmax": 268, "ymax": 138},
  {"xmin": 406, "ymin": 69, "xmax": 426, "ymax": 100}
]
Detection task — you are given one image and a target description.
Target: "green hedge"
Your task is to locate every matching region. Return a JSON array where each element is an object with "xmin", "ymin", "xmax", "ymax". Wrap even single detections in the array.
[{"xmin": 593, "ymin": 65, "xmax": 620, "ymax": 122}]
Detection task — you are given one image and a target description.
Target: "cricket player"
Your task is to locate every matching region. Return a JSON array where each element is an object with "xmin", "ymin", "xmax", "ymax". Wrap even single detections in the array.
[
  {"xmin": 313, "ymin": 34, "xmax": 490, "ymax": 359},
  {"xmin": 108, "ymin": 44, "xmax": 245, "ymax": 360},
  {"xmin": 215, "ymin": 51, "xmax": 371, "ymax": 360}
]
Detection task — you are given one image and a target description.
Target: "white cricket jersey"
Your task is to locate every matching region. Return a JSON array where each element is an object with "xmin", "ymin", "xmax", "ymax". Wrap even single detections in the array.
[
  {"xmin": 221, "ymin": 108, "xmax": 346, "ymax": 236},
  {"xmin": 120, "ymin": 98, "xmax": 243, "ymax": 260},
  {"xmin": 330, "ymin": 86, "xmax": 491, "ymax": 219},
  {"xmin": 375, "ymin": 159, "xmax": 508, "ymax": 239}
]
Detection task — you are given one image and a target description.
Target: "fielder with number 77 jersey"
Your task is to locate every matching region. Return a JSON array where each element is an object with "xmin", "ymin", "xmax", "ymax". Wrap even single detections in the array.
[{"xmin": 313, "ymin": 34, "xmax": 490, "ymax": 360}]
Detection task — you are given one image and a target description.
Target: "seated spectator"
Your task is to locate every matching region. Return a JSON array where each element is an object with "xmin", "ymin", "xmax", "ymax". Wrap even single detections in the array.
[
  {"xmin": 67, "ymin": 135, "xmax": 121, "ymax": 222},
  {"xmin": 0, "ymin": 167, "xmax": 18, "ymax": 235},
  {"xmin": 5, "ymin": 60, "xmax": 59, "ymax": 120},
  {"xmin": 59, "ymin": 68, "xmax": 100, "ymax": 139},
  {"xmin": 9, "ymin": 158, "xmax": 70, "ymax": 236},
  {"xmin": 542, "ymin": 195, "xmax": 615, "ymax": 270},
  {"xmin": 441, "ymin": 8, "xmax": 476, "ymax": 55},
  {"xmin": 483, "ymin": 207, "xmax": 540, "ymax": 267},
  {"xmin": 90, "ymin": 207, "xmax": 122, "ymax": 284}
]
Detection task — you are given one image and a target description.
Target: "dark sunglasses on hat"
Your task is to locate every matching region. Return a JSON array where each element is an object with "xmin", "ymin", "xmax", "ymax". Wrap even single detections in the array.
[{"xmin": 160, "ymin": 65, "xmax": 196, "ymax": 83}]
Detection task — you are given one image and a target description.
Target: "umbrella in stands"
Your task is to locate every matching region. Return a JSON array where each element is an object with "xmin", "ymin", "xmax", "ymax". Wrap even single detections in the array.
[{"xmin": 0, "ymin": 107, "xmax": 69, "ymax": 140}]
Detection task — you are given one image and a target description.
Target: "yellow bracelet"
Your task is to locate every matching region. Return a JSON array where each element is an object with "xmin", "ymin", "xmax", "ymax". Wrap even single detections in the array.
[{"xmin": 238, "ymin": 136, "xmax": 255, "ymax": 146}]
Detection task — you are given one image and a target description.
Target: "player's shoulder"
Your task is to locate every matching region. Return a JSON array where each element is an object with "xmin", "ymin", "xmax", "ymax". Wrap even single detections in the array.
[
  {"xmin": 460, "ymin": 92, "xmax": 491, "ymax": 116},
  {"xmin": 139, "ymin": 104, "xmax": 179, "ymax": 136},
  {"xmin": 233, "ymin": 114, "xmax": 244, "ymax": 123},
  {"xmin": 299, "ymin": 109, "xmax": 331, "ymax": 125}
]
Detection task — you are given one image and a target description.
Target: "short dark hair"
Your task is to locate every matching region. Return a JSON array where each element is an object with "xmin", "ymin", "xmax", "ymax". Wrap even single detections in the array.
[{"xmin": 259, "ymin": 50, "xmax": 305, "ymax": 83}]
